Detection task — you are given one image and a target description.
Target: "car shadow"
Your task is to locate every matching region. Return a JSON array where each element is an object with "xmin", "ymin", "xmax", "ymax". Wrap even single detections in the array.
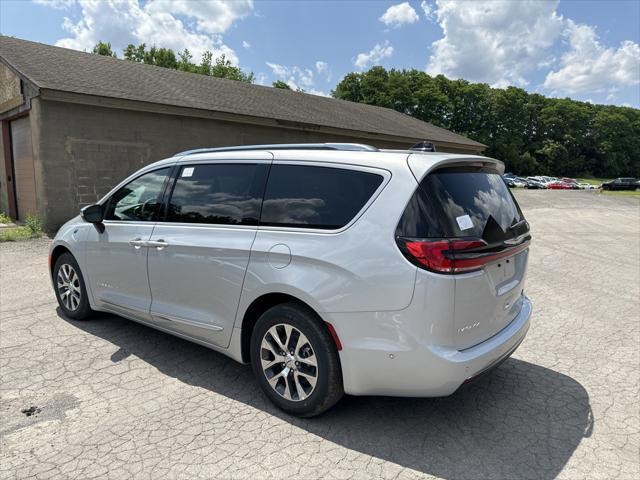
[{"xmin": 58, "ymin": 310, "xmax": 593, "ymax": 480}]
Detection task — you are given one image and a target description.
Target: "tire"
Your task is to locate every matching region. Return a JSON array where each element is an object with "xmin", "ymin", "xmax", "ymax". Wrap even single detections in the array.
[
  {"xmin": 250, "ymin": 303, "xmax": 344, "ymax": 417},
  {"xmin": 53, "ymin": 252, "xmax": 93, "ymax": 320}
]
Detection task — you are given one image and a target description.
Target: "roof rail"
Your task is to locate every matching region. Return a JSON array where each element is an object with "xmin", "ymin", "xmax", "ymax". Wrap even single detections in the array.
[{"xmin": 174, "ymin": 143, "xmax": 378, "ymax": 156}]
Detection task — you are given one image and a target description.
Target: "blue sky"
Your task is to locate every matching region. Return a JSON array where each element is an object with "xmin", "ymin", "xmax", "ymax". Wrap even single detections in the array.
[{"xmin": 1, "ymin": 0, "xmax": 639, "ymax": 106}]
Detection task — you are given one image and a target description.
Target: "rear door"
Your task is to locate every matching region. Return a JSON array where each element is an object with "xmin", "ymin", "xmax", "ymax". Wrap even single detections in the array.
[
  {"xmin": 402, "ymin": 162, "xmax": 531, "ymax": 349},
  {"xmin": 147, "ymin": 159, "xmax": 270, "ymax": 347}
]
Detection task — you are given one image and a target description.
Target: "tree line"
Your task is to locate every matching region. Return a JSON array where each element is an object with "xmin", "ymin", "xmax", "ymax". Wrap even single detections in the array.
[
  {"xmin": 333, "ymin": 67, "xmax": 639, "ymax": 178},
  {"xmin": 92, "ymin": 42, "xmax": 639, "ymax": 178}
]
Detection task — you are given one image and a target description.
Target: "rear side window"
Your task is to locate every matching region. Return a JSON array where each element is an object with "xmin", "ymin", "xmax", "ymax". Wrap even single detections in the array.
[
  {"xmin": 260, "ymin": 165, "xmax": 383, "ymax": 229},
  {"xmin": 165, "ymin": 164, "xmax": 269, "ymax": 225},
  {"xmin": 396, "ymin": 169, "xmax": 526, "ymax": 242}
]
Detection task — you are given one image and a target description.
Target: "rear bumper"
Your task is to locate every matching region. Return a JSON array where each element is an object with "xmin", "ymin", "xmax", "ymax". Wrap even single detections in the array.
[{"xmin": 334, "ymin": 296, "xmax": 532, "ymax": 397}]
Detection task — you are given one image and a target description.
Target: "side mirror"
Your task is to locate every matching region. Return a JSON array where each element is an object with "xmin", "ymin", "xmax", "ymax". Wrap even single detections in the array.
[{"xmin": 81, "ymin": 204, "xmax": 104, "ymax": 224}]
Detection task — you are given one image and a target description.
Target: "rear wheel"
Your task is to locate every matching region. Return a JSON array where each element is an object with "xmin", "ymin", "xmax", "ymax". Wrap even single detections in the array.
[
  {"xmin": 53, "ymin": 253, "xmax": 93, "ymax": 320},
  {"xmin": 250, "ymin": 303, "xmax": 343, "ymax": 417}
]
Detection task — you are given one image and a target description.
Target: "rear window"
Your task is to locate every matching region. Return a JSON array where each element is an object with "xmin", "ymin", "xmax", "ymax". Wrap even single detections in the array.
[
  {"xmin": 396, "ymin": 169, "xmax": 525, "ymax": 242},
  {"xmin": 260, "ymin": 165, "xmax": 383, "ymax": 229}
]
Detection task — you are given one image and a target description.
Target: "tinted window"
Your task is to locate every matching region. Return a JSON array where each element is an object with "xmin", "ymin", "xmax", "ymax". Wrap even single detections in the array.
[
  {"xmin": 396, "ymin": 169, "xmax": 526, "ymax": 243},
  {"xmin": 104, "ymin": 168, "xmax": 170, "ymax": 222},
  {"xmin": 165, "ymin": 164, "xmax": 268, "ymax": 225},
  {"xmin": 261, "ymin": 165, "xmax": 383, "ymax": 229}
]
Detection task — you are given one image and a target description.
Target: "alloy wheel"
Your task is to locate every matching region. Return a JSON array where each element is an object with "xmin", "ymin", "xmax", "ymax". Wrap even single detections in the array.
[
  {"xmin": 57, "ymin": 263, "xmax": 81, "ymax": 311},
  {"xmin": 260, "ymin": 323, "xmax": 318, "ymax": 401}
]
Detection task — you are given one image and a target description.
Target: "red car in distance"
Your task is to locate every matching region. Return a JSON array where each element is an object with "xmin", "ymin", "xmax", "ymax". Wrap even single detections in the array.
[{"xmin": 547, "ymin": 181, "xmax": 575, "ymax": 190}]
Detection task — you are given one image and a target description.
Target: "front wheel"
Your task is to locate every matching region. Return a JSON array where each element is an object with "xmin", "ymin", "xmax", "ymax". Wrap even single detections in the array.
[
  {"xmin": 53, "ymin": 252, "xmax": 93, "ymax": 320},
  {"xmin": 250, "ymin": 303, "xmax": 344, "ymax": 417}
]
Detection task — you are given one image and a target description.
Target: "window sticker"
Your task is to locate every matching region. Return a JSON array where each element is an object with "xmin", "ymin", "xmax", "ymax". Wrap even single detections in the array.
[
  {"xmin": 182, "ymin": 167, "xmax": 195, "ymax": 178},
  {"xmin": 456, "ymin": 214, "xmax": 474, "ymax": 231}
]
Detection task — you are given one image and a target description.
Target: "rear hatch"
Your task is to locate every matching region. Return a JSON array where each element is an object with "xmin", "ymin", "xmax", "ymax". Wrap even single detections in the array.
[{"xmin": 396, "ymin": 158, "xmax": 531, "ymax": 350}]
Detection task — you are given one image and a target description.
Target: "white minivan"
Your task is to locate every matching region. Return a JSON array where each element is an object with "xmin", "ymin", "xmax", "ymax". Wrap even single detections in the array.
[{"xmin": 50, "ymin": 143, "xmax": 532, "ymax": 417}]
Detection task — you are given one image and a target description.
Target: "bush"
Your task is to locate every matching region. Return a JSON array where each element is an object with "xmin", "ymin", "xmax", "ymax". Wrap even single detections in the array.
[
  {"xmin": 25, "ymin": 214, "xmax": 42, "ymax": 235},
  {"xmin": 0, "ymin": 212, "xmax": 11, "ymax": 224}
]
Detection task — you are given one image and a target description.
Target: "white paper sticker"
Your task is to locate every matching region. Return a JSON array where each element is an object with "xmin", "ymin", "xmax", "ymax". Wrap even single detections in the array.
[
  {"xmin": 456, "ymin": 214, "xmax": 474, "ymax": 231},
  {"xmin": 182, "ymin": 167, "xmax": 194, "ymax": 178}
]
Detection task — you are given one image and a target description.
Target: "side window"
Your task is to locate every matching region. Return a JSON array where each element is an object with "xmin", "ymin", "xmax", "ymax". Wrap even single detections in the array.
[
  {"xmin": 165, "ymin": 163, "xmax": 268, "ymax": 225},
  {"xmin": 104, "ymin": 168, "xmax": 170, "ymax": 222},
  {"xmin": 260, "ymin": 165, "xmax": 383, "ymax": 229}
]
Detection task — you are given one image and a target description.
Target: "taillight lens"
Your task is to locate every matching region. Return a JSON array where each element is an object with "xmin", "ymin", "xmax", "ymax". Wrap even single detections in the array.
[{"xmin": 398, "ymin": 238, "xmax": 530, "ymax": 274}]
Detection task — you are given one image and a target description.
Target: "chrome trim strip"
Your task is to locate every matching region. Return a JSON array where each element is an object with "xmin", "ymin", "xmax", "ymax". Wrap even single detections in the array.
[{"xmin": 151, "ymin": 312, "xmax": 224, "ymax": 332}]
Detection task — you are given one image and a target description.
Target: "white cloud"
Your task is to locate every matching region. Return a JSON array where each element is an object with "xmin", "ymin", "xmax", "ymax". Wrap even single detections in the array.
[
  {"xmin": 426, "ymin": 0, "xmax": 564, "ymax": 87},
  {"xmin": 254, "ymin": 72, "xmax": 268, "ymax": 85},
  {"xmin": 266, "ymin": 62, "xmax": 314, "ymax": 89},
  {"xmin": 315, "ymin": 60, "xmax": 331, "ymax": 81},
  {"xmin": 543, "ymin": 20, "xmax": 640, "ymax": 95},
  {"xmin": 354, "ymin": 40, "xmax": 394, "ymax": 69},
  {"xmin": 265, "ymin": 61, "xmax": 329, "ymax": 96},
  {"xmin": 420, "ymin": 1, "xmax": 435, "ymax": 21},
  {"xmin": 146, "ymin": 0, "xmax": 253, "ymax": 35},
  {"xmin": 315, "ymin": 61, "xmax": 328, "ymax": 75},
  {"xmin": 242, "ymin": 40, "xmax": 251, "ymax": 49},
  {"xmin": 379, "ymin": 2, "xmax": 419, "ymax": 27},
  {"xmin": 49, "ymin": 0, "xmax": 253, "ymax": 64},
  {"xmin": 33, "ymin": 0, "xmax": 76, "ymax": 9}
]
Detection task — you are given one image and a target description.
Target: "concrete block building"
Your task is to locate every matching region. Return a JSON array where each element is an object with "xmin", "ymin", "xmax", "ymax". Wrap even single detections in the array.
[{"xmin": 0, "ymin": 36, "xmax": 485, "ymax": 232}]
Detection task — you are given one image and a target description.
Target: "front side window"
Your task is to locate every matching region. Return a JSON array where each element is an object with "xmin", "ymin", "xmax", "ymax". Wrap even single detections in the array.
[
  {"xmin": 165, "ymin": 164, "xmax": 268, "ymax": 225},
  {"xmin": 260, "ymin": 165, "xmax": 383, "ymax": 229},
  {"xmin": 104, "ymin": 168, "xmax": 170, "ymax": 221}
]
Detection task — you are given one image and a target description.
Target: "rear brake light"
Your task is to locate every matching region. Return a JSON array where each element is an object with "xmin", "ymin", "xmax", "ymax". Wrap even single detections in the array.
[{"xmin": 399, "ymin": 238, "xmax": 530, "ymax": 274}]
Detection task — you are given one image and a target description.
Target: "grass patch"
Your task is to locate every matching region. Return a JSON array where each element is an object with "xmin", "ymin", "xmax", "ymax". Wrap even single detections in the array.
[
  {"xmin": 577, "ymin": 178, "xmax": 611, "ymax": 186},
  {"xmin": 0, "ymin": 213, "xmax": 43, "ymax": 242},
  {"xmin": 0, "ymin": 226, "xmax": 41, "ymax": 242},
  {"xmin": 0, "ymin": 212, "xmax": 12, "ymax": 224}
]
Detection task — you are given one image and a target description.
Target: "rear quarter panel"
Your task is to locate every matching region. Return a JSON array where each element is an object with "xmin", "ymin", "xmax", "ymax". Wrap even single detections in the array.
[{"xmin": 236, "ymin": 159, "xmax": 419, "ymax": 324}]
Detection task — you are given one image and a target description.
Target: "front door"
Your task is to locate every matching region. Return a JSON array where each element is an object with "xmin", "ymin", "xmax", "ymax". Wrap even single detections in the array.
[
  {"xmin": 147, "ymin": 161, "xmax": 270, "ymax": 347},
  {"xmin": 84, "ymin": 167, "xmax": 171, "ymax": 320}
]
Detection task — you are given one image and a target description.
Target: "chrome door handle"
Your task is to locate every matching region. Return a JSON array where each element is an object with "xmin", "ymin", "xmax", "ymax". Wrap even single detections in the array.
[
  {"xmin": 145, "ymin": 239, "xmax": 169, "ymax": 250},
  {"xmin": 129, "ymin": 237, "xmax": 145, "ymax": 249}
]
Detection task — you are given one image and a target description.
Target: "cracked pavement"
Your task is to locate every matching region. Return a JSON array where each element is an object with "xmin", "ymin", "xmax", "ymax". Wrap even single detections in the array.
[{"xmin": 1, "ymin": 190, "xmax": 639, "ymax": 479}]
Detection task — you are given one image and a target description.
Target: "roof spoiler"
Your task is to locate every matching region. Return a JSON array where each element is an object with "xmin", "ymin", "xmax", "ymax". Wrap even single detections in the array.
[{"xmin": 409, "ymin": 141, "xmax": 437, "ymax": 152}]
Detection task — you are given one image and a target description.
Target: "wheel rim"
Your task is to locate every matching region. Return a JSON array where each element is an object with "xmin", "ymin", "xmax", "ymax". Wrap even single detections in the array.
[
  {"xmin": 57, "ymin": 263, "xmax": 81, "ymax": 311},
  {"xmin": 260, "ymin": 323, "xmax": 318, "ymax": 402}
]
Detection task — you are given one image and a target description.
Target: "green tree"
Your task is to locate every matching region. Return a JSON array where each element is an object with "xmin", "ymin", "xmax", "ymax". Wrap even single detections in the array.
[
  {"xmin": 272, "ymin": 80, "xmax": 292, "ymax": 89},
  {"xmin": 332, "ymin": 65, "xmax": 640, "ymax": 178},
  {"xmin": 119, "ymin": 43, "xmax": 254, "ymax": 83},
  {"xmin": 209, "ymin": 55, "xmax": 254, "ymax": 83},
  {"xmin": 177, "ymin": 49, "xmax": 195, "ymax": 73},
  {"xmin": 92, "ymin": 41, "xmax": 116, "ymax": 58},
  {"xmin": 123, "ymin": 43, "xmax": 145, "ymax": 62}
]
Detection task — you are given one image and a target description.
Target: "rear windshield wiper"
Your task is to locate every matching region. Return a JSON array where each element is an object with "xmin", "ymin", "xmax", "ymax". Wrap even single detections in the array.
[{"xmin": 508, "ymin": 218, "xmax": 528, "ymax": 231}]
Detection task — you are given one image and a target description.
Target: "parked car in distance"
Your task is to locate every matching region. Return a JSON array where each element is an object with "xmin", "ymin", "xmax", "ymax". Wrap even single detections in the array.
[
  {"xmin": 547, "ymin": 181, "xmax": 574, "ymax": 190},
  {"xmin": 503, "ymin": 176, "xmax": 527, "ymax": 188},
  {"xmin": 577, "ymin": 183, "xmax": 597, "ymax": 190},
  {"xmin": 601, "ymin": 178, "xmax": 639, "ymax": 191},
  {"xmin": 49, "ymin": 143, "xmax": 533, "ymax": 417},
  {"xmin": 525, "ymin": 177, "xmax": 546, "ymax": 189}
]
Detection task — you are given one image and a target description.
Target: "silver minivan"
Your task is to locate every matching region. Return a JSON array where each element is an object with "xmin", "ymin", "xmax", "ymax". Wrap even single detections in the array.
[{"xmin": 50, "ymin": 143, "xmax": 532, "ymax": 417}]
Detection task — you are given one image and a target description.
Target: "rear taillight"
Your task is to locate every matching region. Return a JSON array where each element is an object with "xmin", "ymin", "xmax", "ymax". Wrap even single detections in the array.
[{"xmin": 398, "ymin": 237, "xmax": 530, "ymax": 274}]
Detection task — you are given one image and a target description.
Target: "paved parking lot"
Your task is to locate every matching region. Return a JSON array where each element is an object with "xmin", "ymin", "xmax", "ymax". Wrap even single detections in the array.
[{"xmin": 1, "ymin": 190, "xmax": 639, "ymax": 479}]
